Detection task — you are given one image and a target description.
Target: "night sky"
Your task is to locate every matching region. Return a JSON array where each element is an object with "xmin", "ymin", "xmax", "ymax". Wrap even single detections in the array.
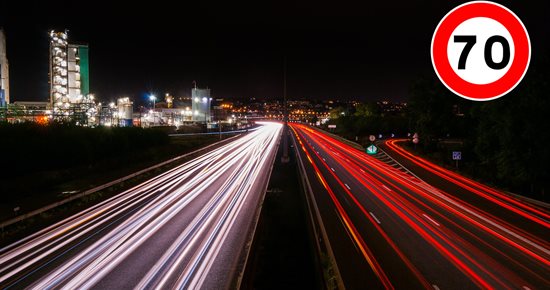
[{"xmin": 2, "ymin": 0, "xmax": 549, "ymax": 103}]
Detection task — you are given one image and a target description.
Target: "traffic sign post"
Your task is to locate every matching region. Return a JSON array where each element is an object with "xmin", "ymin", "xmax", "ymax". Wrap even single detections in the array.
[
  {"xmin": 431, "ymin": 1, "xmax": 530, "ymax": 101},
  {"xmin": 366, "ymin": 144, "xmax": 378, "ymax": 155},
  {"xmin": 412, "ymin": 133, "xmax": 419, "ymax": 150},
  {"xmin": 452, "ymin": 151, "xmax": 462, "ymax": 168}
]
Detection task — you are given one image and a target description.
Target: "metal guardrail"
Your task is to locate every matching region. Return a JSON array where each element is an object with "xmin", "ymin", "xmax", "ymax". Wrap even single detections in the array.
[
  {"xmin": 0, "ymin": 134, "xmax": 242, "ymax": 231},
  {"xmin": 168, "ymin": 127, "xmax": 260, "ymax": 137},
  {"xmin": 290, "ymin": 129, "xmax": 346, "ymax": 290}
]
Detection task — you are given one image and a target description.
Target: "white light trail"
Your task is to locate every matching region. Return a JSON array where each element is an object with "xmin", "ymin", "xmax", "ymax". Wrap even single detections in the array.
[{"xmin": 0, "ymin": 122, "xmax": 282, "ymax": 290}]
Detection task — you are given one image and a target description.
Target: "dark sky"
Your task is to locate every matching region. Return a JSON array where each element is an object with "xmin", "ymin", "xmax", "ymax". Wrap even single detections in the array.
[{"xmin": 2, "ymin": 0, "xmax": 549, "ymax": 103}]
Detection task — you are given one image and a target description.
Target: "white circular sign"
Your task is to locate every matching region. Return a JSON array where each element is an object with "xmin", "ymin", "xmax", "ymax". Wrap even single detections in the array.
[
  {"xmin": 447, "ymin": 17, "xmax": 514, "ymax": 84},
  {"xmin": 431, "ymin": 1, "xmax": 531, "ymax": 101}
]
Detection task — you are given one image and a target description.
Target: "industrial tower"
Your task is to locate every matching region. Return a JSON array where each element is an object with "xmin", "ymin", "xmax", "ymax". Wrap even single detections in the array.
[{"xmin": 0, "ymin": 28, "xmax": 9, "ymax": 106}]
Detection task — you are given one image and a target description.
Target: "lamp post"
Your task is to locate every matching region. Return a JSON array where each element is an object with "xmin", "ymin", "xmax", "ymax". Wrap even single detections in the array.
[
  {"xmin": 149, "ymin": 95, "xmax": 157, "ymax": 126},
  {"xmin": 149, "ymin": 95, "xmax": 157, "ymax": 109}
]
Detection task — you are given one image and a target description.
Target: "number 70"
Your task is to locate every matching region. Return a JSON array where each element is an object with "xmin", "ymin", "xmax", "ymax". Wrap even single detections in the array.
[{"xmin": 454, "ymin": 35, "xmax": 510, "ymax": 70}]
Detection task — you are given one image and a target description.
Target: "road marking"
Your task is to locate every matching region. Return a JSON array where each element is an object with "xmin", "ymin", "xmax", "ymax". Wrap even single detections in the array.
[
  {"xmin": 360, "ymin": 169, "xmax": 365, "ymax": 173},
  {"xmin": 423, "ymin": 214, "xmax": 440, "ymax": 227},
  {"xmin": 335, "ymin": 209, "xmax": 360, "ymax": 254},
  {"xmin": 433, "ymin": 285, "xmax": 440, "ymax": 290},
  {"xmin": 522, "ymin": 286, "xmax": 532, "ymax": 290},
  {"xmin": 331, "ymin": 167, "xmax": 335, "ymax": 172},
  {"xmin": 344, "ymin": 183, "xmax": 351, "ymax": 190},
  {"xmin": 369, "ymin": 212, "xmax": 381, "ymax": 224},
  {"xmin": 382, "ymin": 185, "xmax": 391, "ymax": 192},
  {"xmin": 322, "ymin": 158, "xmax": 326, "ymax": 161}
]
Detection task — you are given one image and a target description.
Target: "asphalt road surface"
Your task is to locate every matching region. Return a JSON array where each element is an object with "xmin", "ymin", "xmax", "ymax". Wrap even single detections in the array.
[
  {"xmin": 290, "ymin": 123, "xmax": 549, "ymax": 290},
  {"xmin": 0, "ymin": 122, "xmax": 282, "ymax": 289}
]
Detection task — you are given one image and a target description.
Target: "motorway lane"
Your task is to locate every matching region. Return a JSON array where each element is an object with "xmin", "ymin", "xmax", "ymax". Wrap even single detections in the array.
[
  {"xmin": 0, "ymin": 122, "xmax": 282, "ymax": 289},
  {"xmin": 291, "ymin": 123, "xmax": 550, "ymax": 289},
  {"xmin": 381, "ymin": 139, "xmax": 549, "ymax": 240},
  {"xmin": 291, "ymin": 126, "xmax": 429, "ymax": 289}
]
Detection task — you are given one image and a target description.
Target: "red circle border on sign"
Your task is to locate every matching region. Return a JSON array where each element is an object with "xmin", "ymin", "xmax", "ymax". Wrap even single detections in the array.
[{"xmin": 431, "ymin": 1, "xmax": 530, "ymax": 101}]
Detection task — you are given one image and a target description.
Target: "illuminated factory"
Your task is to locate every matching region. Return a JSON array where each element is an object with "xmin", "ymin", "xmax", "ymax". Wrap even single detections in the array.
[
  {"xmin": 117, "ymin": 97, "xmax": 133, "ymax": 127},
  {"xmin": 191, "ymin": 87, "xmax": 212, "ymax": 122},
  {"xmin": 0, "ymin": 28, "xmax": 9, "ymax": 107},
  {"xmin": 49, "ymin": 30, "xmax": 94, "ymax": 123}
]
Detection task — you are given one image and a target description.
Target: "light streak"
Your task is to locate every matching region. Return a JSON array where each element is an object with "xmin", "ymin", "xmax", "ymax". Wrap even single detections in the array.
[
  {"xmin": 0, "ymin": 122, "xmax": 282, "ymax": 289},
  {"xmin": 290, "ymin": 123, "xmax": 549, "ymax": 289}
]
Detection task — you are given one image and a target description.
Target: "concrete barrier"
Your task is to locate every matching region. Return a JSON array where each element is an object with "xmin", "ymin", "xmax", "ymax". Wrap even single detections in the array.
[{"xmin": 291, "ymin": 128, "xmax": 345, "ymax": 290}]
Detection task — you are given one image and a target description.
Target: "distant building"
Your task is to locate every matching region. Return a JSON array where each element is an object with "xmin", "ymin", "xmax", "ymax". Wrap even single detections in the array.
[
  {"xmin": 191, "ymin": 87, "xmax": 212, "ymax": 122},
  {"xmin": 0, "ymin": 28, "xmax": 9, "ymax": 106},
  {"xmin": 212, "ymin": 98, "xmax": 229, "ymax": 122},
  {"xmin": 49, "ymin": 30, "xmax": 90, "ymax": 111},
  {"xmin": 117, "ymin": 97, "xmax": 133, "ymax": 127}
]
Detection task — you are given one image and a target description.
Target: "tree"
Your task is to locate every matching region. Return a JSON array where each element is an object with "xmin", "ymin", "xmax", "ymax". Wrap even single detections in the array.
[
  {"xmin": 474, "ymin": 54, "xmax": 550, "ymax": 197},
  {"xmin": 408, "ymin": 77, "xmax": 472, "ymax": 146},
  {"xmin": 329, "ymin": 106, "xmax": 346, "ymax": 119},
  {"xmin": 354, "ymin": 102, "xmax": 380, "ymax": 118}
]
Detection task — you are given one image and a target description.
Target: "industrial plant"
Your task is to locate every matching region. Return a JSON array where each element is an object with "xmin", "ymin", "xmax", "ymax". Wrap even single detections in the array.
[
  {"xmin": 0, "ymin": 28, "xmax": 233, "ymax": 129},
  {"xmin": 48, "ymin": 30, "xmax": 95, "ymax": 124},
  {"xmin": 0, "ymin": 29, "xmax": 100, "ymax": 126},
  {"xmin": 0, "ymin": 28, "xmax": 9, "ymax": 107}
]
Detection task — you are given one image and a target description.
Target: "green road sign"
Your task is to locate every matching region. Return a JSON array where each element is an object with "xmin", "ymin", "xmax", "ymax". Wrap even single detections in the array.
[{"xmin": 366, "ymin": 144, "xmax": 378, "ymax": 155}]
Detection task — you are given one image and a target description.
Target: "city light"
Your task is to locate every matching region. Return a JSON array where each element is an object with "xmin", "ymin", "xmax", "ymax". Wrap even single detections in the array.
[{"xmin": 1, "ymin": 10, "xmax": 546, "ymax": 289}]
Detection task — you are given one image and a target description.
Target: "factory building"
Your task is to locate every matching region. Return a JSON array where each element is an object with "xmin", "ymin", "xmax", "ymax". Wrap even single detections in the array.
[
  {"xmin": 49, "ymin": 30, "xmax": 90, "ymax": 112},
  {"xmin": 68, "ymin": 44, "xmax": 90, "ymax": 98},
  {"xmin": 117, "ymin": 97, "xmax": 133, "ymax": 127},
  {"xmin": 191, "ymin": 87, "xmax": 212, "ymax": 122},
  {"xmin": 0, "ymin": 28, "xmax": 9, "ymax": 107}
]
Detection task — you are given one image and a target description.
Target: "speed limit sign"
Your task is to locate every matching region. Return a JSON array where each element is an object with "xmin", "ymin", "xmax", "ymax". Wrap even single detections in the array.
[{"xmin": 431, "ymin": 1, "xmax": 530, "ymax": 101}]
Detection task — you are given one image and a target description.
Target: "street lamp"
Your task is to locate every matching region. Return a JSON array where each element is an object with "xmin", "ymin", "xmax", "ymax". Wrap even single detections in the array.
[
  {"xmin": 149, "ymin": 95, "xmax": 157, "ymax": 109},
  {"xmin": 149, "ymin": 95, "xmax": 157, "ymax": 126}
]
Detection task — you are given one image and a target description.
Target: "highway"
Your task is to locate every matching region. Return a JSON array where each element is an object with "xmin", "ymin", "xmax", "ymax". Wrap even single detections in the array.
[
  {"xmin": 382, "ymin": 139, "xmax": 549, "ymax": 239},
  {"xmin": 290, "ymin": 123, "xmax": 549, "ymax": 289},
  {"xmin": 0, "ymin": 122, "xmax": 282, "ymax": 289}
]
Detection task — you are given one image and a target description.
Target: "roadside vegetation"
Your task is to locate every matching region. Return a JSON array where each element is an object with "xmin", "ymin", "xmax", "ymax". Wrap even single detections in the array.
[{"xmin": 0, "ymin": 123, "xmax": 221, "ymax": 222}]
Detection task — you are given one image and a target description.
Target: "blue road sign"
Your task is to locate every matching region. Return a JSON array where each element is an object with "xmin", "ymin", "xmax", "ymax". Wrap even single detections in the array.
[{"xmin": 452, "ymin": 151, "xmax": 462, "ymax": 160}]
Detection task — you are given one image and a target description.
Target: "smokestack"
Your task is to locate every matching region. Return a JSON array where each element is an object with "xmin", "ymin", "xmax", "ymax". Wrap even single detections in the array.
[{"xmin": 0, "ymin": 28, "xmax": 9, "ymax": 106}]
